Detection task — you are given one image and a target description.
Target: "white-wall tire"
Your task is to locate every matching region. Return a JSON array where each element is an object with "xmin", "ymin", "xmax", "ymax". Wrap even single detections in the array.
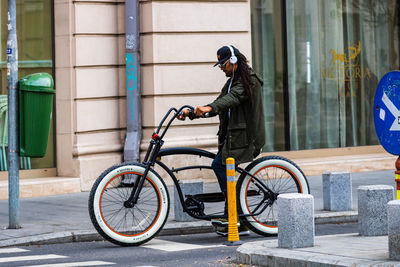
[
  {"xmin": 237, "ymin": 156, "xmax": 309, "ymax": 236},
  {"xmin": 88, "ymin": 163, "xmax": 169, "ymax": 246}
]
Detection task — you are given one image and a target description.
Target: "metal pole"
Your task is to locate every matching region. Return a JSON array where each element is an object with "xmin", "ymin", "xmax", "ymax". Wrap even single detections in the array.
[
  {"xmin": 124, "ymin": 0, "xmax": 142, "ymax": 163},
  {"xmin": 280, "ymin": 0, "xmax": 291, "ymax": 151},
  {"xmin": 7, "ymin": 0, "xmax": 20, "ymax": 229}
]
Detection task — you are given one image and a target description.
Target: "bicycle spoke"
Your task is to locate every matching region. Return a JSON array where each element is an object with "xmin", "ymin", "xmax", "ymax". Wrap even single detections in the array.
[
  {"xmin": 104, "ymin": 207, "xmax": 125, "ymax": 228},
  {"xmin": 131, "ymin": 212, "xmax": 144, "ymax": 233},
  {"xmin": 99, "ymin": 173, "xmax": 161, "ymax": 236},
  {"xmin": 102, "ymin": 190, "xmax": 126, "ymax": 203},
  {"xmin": 135, "ymin": 207, "xmax": 154, "ymax": 226}
]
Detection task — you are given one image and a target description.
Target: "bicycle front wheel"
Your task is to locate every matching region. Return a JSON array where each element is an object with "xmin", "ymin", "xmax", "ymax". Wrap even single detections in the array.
[
  {"xmin": 237, "ymin": 156, "xmax": 310, "ymax": 236},
  {"xmin": 88, "ymin": 163, "xmax": 169, "ymax": 246}
]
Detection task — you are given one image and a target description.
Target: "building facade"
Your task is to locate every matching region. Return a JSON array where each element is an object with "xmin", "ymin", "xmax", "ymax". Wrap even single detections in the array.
[{"xmin": 0, "ymin": 0, "xmax": 397, "ymax": 199}]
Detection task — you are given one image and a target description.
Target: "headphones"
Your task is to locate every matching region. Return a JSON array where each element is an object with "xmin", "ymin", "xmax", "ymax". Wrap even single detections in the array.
[{"xmin": 228, "ymin": 45, "xmax": 237, "ymax": 65}]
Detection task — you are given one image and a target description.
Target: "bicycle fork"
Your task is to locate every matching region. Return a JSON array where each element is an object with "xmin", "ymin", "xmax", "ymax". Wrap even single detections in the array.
[
  {"xmin": 123, "ymin": 166, "xmax": 151, "ymax": 208},
  {"xmin": 124, "ymin": 133, "xmax": 163, "ymax": 208}
]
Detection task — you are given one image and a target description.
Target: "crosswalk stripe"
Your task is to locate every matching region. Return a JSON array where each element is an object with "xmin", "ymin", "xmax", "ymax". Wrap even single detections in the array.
[
  {"xmin": 143, "ymin": 239, "xmax": 224, "ymax": 252},
  {"xmin": 21, "ymin": 261, "xmax": 115, "ymax": 267},
  {"xmin": 0, "ymin": 248, "xmax": 29, "ymax": 254},
  {"xmin": 0, "ymin": 254, "xmax": 67, "ymax": 263}
]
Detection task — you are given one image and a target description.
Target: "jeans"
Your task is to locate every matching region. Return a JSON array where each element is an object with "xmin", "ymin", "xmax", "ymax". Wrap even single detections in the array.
[{"xmin": 212, "ymin": 150, "xmax": 227, "ymax": 195}]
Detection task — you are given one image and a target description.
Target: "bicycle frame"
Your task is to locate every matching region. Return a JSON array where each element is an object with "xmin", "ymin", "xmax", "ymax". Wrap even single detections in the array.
[
  {"xmin": 124, "ymin": 105, "xmax": 276, "ymax": 220},
  {"xmin": 156, "ymin": 147, "xmax": 277, "ymax": 220}
]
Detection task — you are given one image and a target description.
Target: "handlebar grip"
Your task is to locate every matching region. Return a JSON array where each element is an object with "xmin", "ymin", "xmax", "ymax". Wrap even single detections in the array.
[
  {"xmin": 186, "ymin": 110, "xmax": 210, "ymax": 120},
  {"xmin": 188, "ymin": 110, "xmax": 196, "ymax": 120}
]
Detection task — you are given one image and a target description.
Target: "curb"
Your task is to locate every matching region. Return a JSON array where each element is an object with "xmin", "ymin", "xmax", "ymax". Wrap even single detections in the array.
[
  {"xmin": 236, "ymin": 234, "xmax": 398, "ymax": 267},
  {"xmin": 314, "ymin": 210, "xmax": 357, "ymax": 224},
  {"xmin": 0, "ymin": 211, "xmax": 358, "ymax": 248}
]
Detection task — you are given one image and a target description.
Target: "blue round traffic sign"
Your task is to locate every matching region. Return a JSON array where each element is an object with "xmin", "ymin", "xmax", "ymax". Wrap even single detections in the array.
[{"xmin": 374, "ymin": 71, "xmax": 400, "ymax": 155}]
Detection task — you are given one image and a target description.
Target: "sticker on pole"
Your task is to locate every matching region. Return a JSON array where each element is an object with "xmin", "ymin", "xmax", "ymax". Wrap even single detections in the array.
[{"xmin": 374, "ymin": 71, "xmax": 400, "ymax": 155}]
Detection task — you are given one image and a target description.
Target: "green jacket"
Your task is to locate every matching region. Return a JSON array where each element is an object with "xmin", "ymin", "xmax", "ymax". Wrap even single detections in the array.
[{"xmin": 207, "ymin": 71, "xmax": 265, "ymax": 164}]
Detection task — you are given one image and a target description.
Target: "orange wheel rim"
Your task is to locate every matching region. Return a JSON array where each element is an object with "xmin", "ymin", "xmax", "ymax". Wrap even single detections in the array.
[{"xmin": 99, "ymin": 171, "xmax": 162, "ymax": 237}]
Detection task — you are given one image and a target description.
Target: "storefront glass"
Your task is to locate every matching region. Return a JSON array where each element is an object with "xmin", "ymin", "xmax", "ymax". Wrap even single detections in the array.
[
  {"xmin": 252, "ymin": 0, "xmax": 399, "ymax": 151},
  {"xmin": 0, "ymin": 0, "xmax": 54, "ymax": 169}
]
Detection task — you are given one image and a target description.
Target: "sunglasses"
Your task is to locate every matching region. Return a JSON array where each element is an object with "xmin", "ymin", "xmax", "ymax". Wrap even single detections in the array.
[{"xmin": 218, "ymin": 60, "xmax": 229, "ymax": 68}]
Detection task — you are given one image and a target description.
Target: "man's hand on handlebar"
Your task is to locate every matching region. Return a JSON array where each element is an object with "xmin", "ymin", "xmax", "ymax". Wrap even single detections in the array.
[
  {"xmin": 194, "ymin": 106, "xmax": 212, "ymax": 117},
  {"xmin": 177, "ymin": 109, "xmax": 190, "ymax": 121},
  {"xmin": 177, "ymin": 106, "xmax": 212, "ymax": 121}
]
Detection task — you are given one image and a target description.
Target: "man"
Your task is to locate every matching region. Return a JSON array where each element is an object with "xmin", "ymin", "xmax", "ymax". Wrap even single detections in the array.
[{"xmin": 179, "ymin": 45, "xmax": 265, "ymax": 235}]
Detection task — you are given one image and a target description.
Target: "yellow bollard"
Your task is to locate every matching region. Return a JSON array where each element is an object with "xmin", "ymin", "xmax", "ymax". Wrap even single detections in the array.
[
  {"xmin": 225, "ymin": 157, "xmax": 243, "ymax": 246},
  {"xmin": 396, "ymin": 156, "xmax": 400, "ymax": 199}
]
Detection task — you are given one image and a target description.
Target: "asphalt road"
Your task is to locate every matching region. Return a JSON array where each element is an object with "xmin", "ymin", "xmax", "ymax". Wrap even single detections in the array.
[{"xmin": 1, "ymin": 222, "xmax": 359, "ymax": 267}]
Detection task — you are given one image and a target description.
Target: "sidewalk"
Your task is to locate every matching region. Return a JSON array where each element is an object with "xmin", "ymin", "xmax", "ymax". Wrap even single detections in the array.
[
  {"xmin": 237, "ymin": 234, "xmax": 398, "ymax": 266},
  {"xmin": 235, "ymin": 169, "xmax": 400, "ymax": 267},
  {"xmin": 0, "ymin": 169, "xmax": 395, "ymax": 250}
]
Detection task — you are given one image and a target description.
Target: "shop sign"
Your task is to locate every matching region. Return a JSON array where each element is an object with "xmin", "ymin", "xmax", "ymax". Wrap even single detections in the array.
[
  {"xmin": 374, "ymin": 71, "xmax": 400, "ymax": 155},
  {"xmin": 321, "ymin": 41, "xmax": 371, "ymax": 82}
]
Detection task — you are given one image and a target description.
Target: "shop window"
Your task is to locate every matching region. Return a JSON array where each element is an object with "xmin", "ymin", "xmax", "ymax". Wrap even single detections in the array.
[
  {"xmin": 252, "ymin": 0, "xmax": 399, "ymax": 151},
  {"xmin": 0, "ymin": 0, "xmax": 54, "ymax": 169}
]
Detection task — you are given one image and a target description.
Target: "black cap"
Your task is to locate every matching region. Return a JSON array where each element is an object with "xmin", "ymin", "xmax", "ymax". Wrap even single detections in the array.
[{"xmin": 213, "ymin": 45, "xmax": 240, "ymax": 67}]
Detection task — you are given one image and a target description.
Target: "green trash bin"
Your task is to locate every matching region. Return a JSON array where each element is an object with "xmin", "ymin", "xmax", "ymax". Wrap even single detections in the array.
[{"xmin": 19, "ymin": 73, "xmax": 55, "ymax": 157}]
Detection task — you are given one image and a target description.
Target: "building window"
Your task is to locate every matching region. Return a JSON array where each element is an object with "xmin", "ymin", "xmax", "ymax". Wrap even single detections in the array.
[
  {"xmin": 252, "ymin": 0, "xmax": 399, "ymax": 151},
  {"xmin": 1, "ymin": 0, "xmax": 54, "ymax": 169}
]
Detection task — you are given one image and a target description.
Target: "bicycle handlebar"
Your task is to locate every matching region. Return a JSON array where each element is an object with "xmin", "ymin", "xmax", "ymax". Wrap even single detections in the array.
[
  {"xmin": 155, "ymin": 105, "xmax": 210, "ymax": 140},
  {"xmin": 179, "ymin": 109, "xmax": 210, "ymax": 120}
]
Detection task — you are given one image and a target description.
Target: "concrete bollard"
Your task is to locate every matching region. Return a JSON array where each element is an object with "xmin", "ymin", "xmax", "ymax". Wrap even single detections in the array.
[
  {"xmin": 358, "ymin": 185, "xmax": 394, "ymax": 236},
  {"xmin": 174, "ymin": 179, "xmax": 203, "ymax": 222},
  {"xmin": 278, "ymin": 193, "xmax": 314, "ymax": 248},
  {"xmin": 388, "ymin": 200, "xmax": 400, "ymax": 260},
  {"xmin": 322, "ymin": 172, "xmax": 352, "ymax": 211}
]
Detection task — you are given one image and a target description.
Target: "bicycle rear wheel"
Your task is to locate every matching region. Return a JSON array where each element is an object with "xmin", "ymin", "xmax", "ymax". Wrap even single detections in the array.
[
  {"xmin": 88, "ymin": 163, "xmax": 169, "ymax": 246},
  {"xmin": 237, "ymin": 156, "xmax": 309, "ymax": 236}
]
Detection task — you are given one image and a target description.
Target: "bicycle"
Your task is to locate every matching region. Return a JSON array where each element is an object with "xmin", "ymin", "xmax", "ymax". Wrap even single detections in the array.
[{"xmin": 88, "ymin": 105, "xmax": 310, "ymax": 246}]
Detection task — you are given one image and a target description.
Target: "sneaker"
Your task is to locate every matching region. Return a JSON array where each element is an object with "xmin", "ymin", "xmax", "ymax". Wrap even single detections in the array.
[
  {"xmin": 215, "ymin": 229, "xmax": 228, "ymax": 237},
  {"xmin": 212, "ymin": 218, "xmax": 229, "ymax": 236},
  {"xmin": 212, "ymin": 219, "xmax": 250, "ymax": 236},
  {"xmin": 238, "ymin": 223, "xmax": 250, "ymax": 236}
]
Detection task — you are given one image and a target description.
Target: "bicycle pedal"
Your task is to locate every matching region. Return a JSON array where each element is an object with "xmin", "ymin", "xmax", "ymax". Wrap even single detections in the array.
[{"xmin": 215, "ymin": 228, "xmax": 250, "ymax": 237}]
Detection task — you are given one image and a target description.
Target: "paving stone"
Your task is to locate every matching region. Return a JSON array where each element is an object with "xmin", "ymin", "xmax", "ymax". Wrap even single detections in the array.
[
  {"xmin": 388, "ymin": 199, "xmax": 400, "ymax": 260},
  {"xmin": 358, "ymin": 185, "xmax": 394, "ymax": 236},
  {"xmin": 323, "ymin": 172, "xmax": 352, "ymax": 211},
  {"xmin": 277, "ymin": 193, "xmax": 314, "ymax": 249},
  {"xmin": 236, "ymin": 234, "xmax": 398, "ymax": 267}
]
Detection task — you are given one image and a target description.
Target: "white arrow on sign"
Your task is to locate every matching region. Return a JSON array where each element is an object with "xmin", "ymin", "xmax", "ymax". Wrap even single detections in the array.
[{"xmin": 382, "ymin": 92, "xmax": 400, "ymax": 131}]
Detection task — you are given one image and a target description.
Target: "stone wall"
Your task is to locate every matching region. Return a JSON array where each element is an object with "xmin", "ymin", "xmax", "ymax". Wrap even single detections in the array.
[{"xmin": 54, "ymin": 0, "xmax": 252, "ymax": 190}]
